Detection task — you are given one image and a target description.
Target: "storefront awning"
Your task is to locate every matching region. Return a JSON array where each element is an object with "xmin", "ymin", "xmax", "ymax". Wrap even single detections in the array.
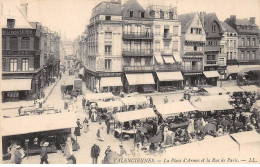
[
  {"xmin": 1, "ymin": 113, "xmax": 77, "ymax": 136},
  {"xmin": 203, "ymin": 71, "xmax": 220, "ymax": 78},
  {"xmin": 126, "ymin": 73, "xmax": 155, "ymax": 85},
  {"xmin": 156, "ymin": 71, "xmax": 184, "ymax": 81},
  {"xmin": 115, "ymin": 108, "xmax": 156, "ymax": 122},
  {"xmin": 100, "ymin": 77, "xmax": 123, "ymax": 87},
  {"xmin": 173, "ymin": 53, "xmax": 182, "ymax": 62},
  {"xmin": 227, "ymin": 65, "xmax": 260, "ymax": 76},
  {"xmin": 2, "ymin": 79, "xmax": 32, "ymax": 91},
  {"xmin": 162, "ymin": 56, "xmax": 175, "ymax": 64},
  {"xmin": 192, "ymin": 100, "xmax": 234, "ymax": 111},
  {"xmin": 156, "ymin": 101, "xmax": 197, "ymax": 118},
  {"xmin": 154, "ymin": 53, "xmax": 164, "ymax": 64}
]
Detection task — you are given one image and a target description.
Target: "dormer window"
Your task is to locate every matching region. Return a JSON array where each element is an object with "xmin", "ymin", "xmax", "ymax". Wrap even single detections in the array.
[
  {"xmin": 7, "ymin": 19, "xmax": 15, "ymax": 28},
  {"xmin": 212, "ymin": 24, "xmax": 216, "ymax": 32},
  {"xmin": 169, "ymin": 12, "xmax": 173, "ymax": 19},
  {"xmin": 130, "ymin": 11, "xmax": 134, "ymax": 18},
  {"xmin": 141, "ymin": 12, "xmax": 145, "ymax": 18},
  {"xmin": 160, "ymin": 10, "xmax": 164, "ymax": 19}
]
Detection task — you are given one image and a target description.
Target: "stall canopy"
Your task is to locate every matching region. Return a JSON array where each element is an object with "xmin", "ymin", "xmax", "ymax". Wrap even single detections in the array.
[
  {"xmin": 100, "ymin": 77, "xmax": 123, "ymax": 87},
  {"xmin": 97, "ymin": 100, "xmax": 124, "ymax": 109},
  {"xmin": 156, "ymin": 101, "xmax": 197, "ymax": 118},
  {"xmin": 240, "ymin": 85, "xmax": 259, "ymax": 93},
  {"xmin": 156, "ymin": 72, "xmax": 184, "ymax": 81},
  {"xmin": 114, "ymin": 108, "xmax": 156, "ymax": 122},
  {"xmin": 85, "ymin": 92, "xmax": 114, "ymax": 101},
  {"xmin": 2, "ymin": 79, "xmax": 32, "ymax": 91},
  {"xmin": 162, "ymin": 56, "xmax": 175, "ymax": 63},
  {"xmin": 192, "ymin": 100, "xmax": 234, "ymax": 111},
  {"xmin": 202, "ymin": 87, "xmax": 227, "ymax": 95},
  {"xmin": 203, "ymin": 71, "xmax": 220, "ymax": 78},
  {"xmin": 79, "ymin": 68, "xmax": 85, "ymax": 76},
  {"xmin": 222, "ymin": 86, "xmax": 244, "ymax": 93},
  {"xmin": 230, "ymin": 131, "xmax": 260, "ymax": 159},
  {"xmin": 125, "ymin": 73, "xmax": 155, "ymax": 85},
  {"xmin": 195, "ymin": 95, "xmax": 230, "ymax": 102},
  {"xmin": 121, "ymin": 96, "xmax": 148, "ymax": 106},
  {"xmin": 1, "ymin": 113, "xmax": 77, "ymax": 136}
]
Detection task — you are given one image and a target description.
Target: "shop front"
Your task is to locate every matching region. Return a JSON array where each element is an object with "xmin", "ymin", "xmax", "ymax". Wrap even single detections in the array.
[
  {"xmin": 203, "ymin": 71, "xmax": 220, "ymax": 86},
  {"xmin": 155, "ymin": 71, "xmax": 184, "ymax": 92},
  {"xmin": 183, "ymin": 73, "xmax": 202, "ymax": 86},
  {"xmin": 124, "ymin": 73, "xmax": 155, "ymax": 93}
]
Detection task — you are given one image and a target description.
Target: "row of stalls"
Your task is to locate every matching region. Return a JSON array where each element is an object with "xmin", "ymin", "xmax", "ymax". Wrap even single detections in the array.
[{"xmin": 2, "ymin": 113, "xmax": 78, "ymax": 160}]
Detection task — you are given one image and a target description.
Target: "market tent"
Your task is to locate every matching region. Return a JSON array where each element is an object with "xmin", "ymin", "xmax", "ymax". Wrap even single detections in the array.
[
  {"xmin": 202, "ymin": 87, "xmax": 228, "ymax": 95},
  {"xmin": 195, "ymin": 95, "xmax": 230, "ymax": 102},
  {"xmin": 97, "ymin": 100, "xmax": 124, "ymax": 109},
  {"xmin": 85, "ymin": 92, "xmax": 114, "ymax": 101},
  {"xmin": 230, "ymin": 131, "xmax": 260, "ymax": 159},
  {"xmin": 192, "ymin": 100, "xmax": 234, "ymax": 111},
  {"xmin": 198, "ymin": 135, "xmax": 239, "ymax": 159},
  {"xmin": 240, "ymin": 85, "xmax": 259, "ymax": 93},
  {"xmin": 2, "ymin": 79, "xmax": 32, "ymax": 91},
  {"xmin": 156, "ymin": 101, "xmax": 197, "ymax": 118},
  {"xmin": 121, "ymin": 96, "xmax": 148, "ymax": 106},
  {"xmin": 222, "ymin": 86, "xmax": 244, "ymax": 93},
  {"xmin": 114, "ymin": 108, "xmax": 156, "ymax": 122},
  {"xmin": 1, "ymin": 113, "xmax": 77, "ymax": 136}
]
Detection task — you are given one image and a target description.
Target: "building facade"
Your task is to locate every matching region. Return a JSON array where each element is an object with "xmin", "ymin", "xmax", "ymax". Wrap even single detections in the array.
[
  {"xmin": 85, "ymin": 0, "xmax": 123, "ymax": 93},
  {"xmin": 147, "ymin": 4, "xmax": 183, "ymax": 92},
  {"xmin": 179, "ymin": 13, "xmax": 206, "ymax": 86}
]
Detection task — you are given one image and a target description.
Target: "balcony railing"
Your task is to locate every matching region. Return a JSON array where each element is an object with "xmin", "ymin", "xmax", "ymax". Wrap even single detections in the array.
[
  {"xmin": 161, "ymin": 49, "xmax": 173, "ymax": 55},
  {"xmin": 163, "ymin": 33, "xmax": 172, "ymax": 39},
  {"xmin": 123, "ymin": 66, "xmax": 154, "ymax": 72},
  {"xmin": 154, "ymin": 64, "xmax": 181, "ymax": 71},
  {"xmin": 122, "ymin": 49, "xmax": 153, "ymax": 56},
  {"xmin": 182, "ymin": 65, "xmax": 203, "ymax": 72},
  {"xmin": 206, "ymin": 60, "xmax": 217, "ymax": 65},
  {"xmin": 123, "ymin": 32, "xmax": 153, "ymax": 39},
  {"xmin": 204, "ymin": 45, "xmax": 223, "ymax": 52}
]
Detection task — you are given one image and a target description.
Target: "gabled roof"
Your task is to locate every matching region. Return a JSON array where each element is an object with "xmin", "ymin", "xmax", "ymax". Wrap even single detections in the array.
[
  {"xmin": 1, "ymin": 5, "xmax": 32, "ymax": 29},
  {"xmin": 220, "ymin": 21, "xmax": 237, "ymax": 33},
  {"xmin": 202, "ymin": 12, "xmax": 224, "ymax": 34},
  {"xmin": 178, "ymin": 13, "xmax": 196, "ymax": 33},
  {"xmin": 121, "ymin": 0, "xmax": 151, "ymax": 19}
]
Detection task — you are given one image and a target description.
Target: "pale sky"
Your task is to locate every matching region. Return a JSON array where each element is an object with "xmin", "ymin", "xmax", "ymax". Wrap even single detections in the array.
[{"xmin": 2, "ymin": 0, "xmax": 260, "ymax": 40}]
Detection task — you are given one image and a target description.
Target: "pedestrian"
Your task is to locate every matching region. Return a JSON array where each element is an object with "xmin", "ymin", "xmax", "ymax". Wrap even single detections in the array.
[
  {"xmin": 18, "ymin": 106, "xmax": 23, "ymax": 116},
  {"xmin": 91, "ymin": 143, "xmax": 100, "ymax": 164},
  {"xmin": 105, "ymin": 118, "xmax": 110, "ymax": 134},
  {"xmin": 82, "ymin": 97, "xmax": 86, "ymax": 109},
  {"xmin": 83, "ymin": 118, "xmax": 90, "ymax": 133},
  {"xmin": 40, "ymin": 142, "xmax": 49, "ymax": 164},
  {"xmin": 164, "ymin": 96, "xmax": 168, "ymax": 104},
  {"xmin": 41, "ymin": 91, "xmax": 45, "ymax": 99},
  {"xmin": 67, "ymin": 154, "xmax": 76, "ymax": 164},
  {"xmin": 89, "ymin": 108, "xmax": 92, "ymax": 120},
  {"xmin": 97, "ymin": 122, "xmax": 104, "ymax": 141},
  {"xmin": 8, "ymin": 141, "xmax": 17, "ymax": 163},
  {"xmin": 14, "ymin": 145, "xmax": 22, "ymax": 164},
  {"xmin": 119, "ymin": 145, "xmax": 127, "ymax": 157},
  {"xmin": 74, "ymin": 119, "xmax": 82, "ymax": 136},
  {"xmin": 64, "ymin": 137, "xmax": 73, "ymax": 158}
]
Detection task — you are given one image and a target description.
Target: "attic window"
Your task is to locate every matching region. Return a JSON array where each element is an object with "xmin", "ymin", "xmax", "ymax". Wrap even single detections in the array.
[
  {"xmin": 141, "ymin": 12, "xmax": 145, "ymax": 18},
  {"xmin": 212, "ymin": 24, "xmax": 216, "ymax": 32},
  {"xmin": 7, "ymin": 19, "xmax": 15, "ymax": 28},
  {"xmin": 105, "ymin": 16, "xmax": 111, "ymax": 20},
  {"xmin": 130, "ymin": 11, "xmax": 134, "ymax": 18},
  {"xmin": 169, "ymin": 12, "xmax": 173, "ymax": 19}
]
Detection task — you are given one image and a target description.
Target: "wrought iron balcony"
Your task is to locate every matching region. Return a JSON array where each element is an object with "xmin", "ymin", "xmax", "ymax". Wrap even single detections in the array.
[
  {"xmin": 123, "ymin": 66, "xmax": 154, "ymax": 72},
  {"xmin": 204, "ymin": 45, "xmax": 223, "ymax": 52},
  {"xmin": 163, "ymin": 33, "xmax": 172, "ymax": 39},
  {"xmin": 154, "ymin": 64, "xmax": 181, "ymax": 71},
  {"xmin": 206, "ymin": 60, "xmax": 218, "ymax": 65},
  {"xmin": 182, "ymin": 65, "xmax": 203, "ymax": 72},
  {"xmin": 122, "ymin": 32, "xmax": 153, "ymax": 39},
  {"xmin": 122, "ymin": 49, "xmax": 153, "ymax": 56}
]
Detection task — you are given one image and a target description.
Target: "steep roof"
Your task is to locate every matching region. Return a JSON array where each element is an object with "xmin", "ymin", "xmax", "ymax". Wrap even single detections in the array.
[
  {"xmin": 236, "ymin": 18, "xmax": 257, "ymax": 26},
  {"xmin": 1, "ymin": 5, "xmax": 32, "ymax": 29},
  {"xmin": 121, "ymin": 0, "xmax": 151, "ymax": 19},
  {"xmin": 91, "ymin": 1, "xmax": 122, "ymax": 18},
  {"xmin": 220, "ymin": 21, "xmax": 237, "ymax": 33},
  {"xmin": 178, "ymin": 13, "xmax": 196, "ymax": 33},
  {"xmin": 203, "ymin": 12, "xmax": 224, "ymax": 34}
]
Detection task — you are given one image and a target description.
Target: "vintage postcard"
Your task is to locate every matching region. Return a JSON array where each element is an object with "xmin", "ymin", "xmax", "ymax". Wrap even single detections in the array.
[{"xmin": 1, "ymin": 0, "xmax": 260, "ymax": 164}]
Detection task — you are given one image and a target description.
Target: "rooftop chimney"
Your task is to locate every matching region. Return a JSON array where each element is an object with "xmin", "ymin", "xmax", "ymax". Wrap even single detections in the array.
[
  {"xmin": 230, "ymin": 15, "xmax": 236, "ymax": 23},
  {"xmin": 250, "ymin": 17, "xmax": 255, "ymax": 24},
  {"xmin": 199, "ymin": 12, "xmax": 205, "ymax": 27},
  {"xmin": 20, "ymin": 3, "xmax": 28, "ymax": 18}
]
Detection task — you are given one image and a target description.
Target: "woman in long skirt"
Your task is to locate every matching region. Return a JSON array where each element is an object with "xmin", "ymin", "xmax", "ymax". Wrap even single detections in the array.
[
  {"xmin": 83, "ymin": 118, "xmax": 90, "ymax": 133},
  {"xmin": 64, "ymin": 137, "xmax": 73, "ymax": 158}
]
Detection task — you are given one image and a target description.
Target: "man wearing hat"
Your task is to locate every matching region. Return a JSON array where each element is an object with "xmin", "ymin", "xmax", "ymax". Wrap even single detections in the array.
[
  {"xmin": 91, "ymin": 143, "xmax": 100, "ymax": 164},
  {"xmin": 40, "ymin": 142, "xmax": 49, "ymax": 164},
  {"xmin": 119, "ymin": 145, "xmax": 127, "ymax": 157},
  {"xmin": 14, "ymin": 145, "xmax": 22, "ymax": 164}
]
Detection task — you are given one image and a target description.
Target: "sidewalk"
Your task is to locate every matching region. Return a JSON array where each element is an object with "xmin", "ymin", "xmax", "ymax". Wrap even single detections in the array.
[{"xmin": 2, "ymin": 78, "xmax": 60, "ymax": 110}]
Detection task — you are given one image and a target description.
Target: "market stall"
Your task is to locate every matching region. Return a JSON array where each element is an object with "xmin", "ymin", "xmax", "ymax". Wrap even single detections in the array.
[
  {"xmin": 200, "ymin": 87, "xmax": 228, "ymax": 95},
  {"xmin": 2, "ymin": 113, "xmax": 78, "ymax": 159},
  {"xmin": 85, "ymin": 92, "xmax": 114, "ymax": 102},
  {"xmin": 97, "ymin": 100, "xmax": 124, "ymax": 111},
  {"xmin": 240, "ymin": 85, "xmax": 259, "ymax": 94},
  {"xmin": 121, "ymin": 96, "xmax": 149, "ymax": 111},
  {"xmin": 230, "ymin": 131, "xmax": 260, "ymax": 159},
  {"xmin": 222, "ymin": 86, "xmax": 244, "ymax": 94},
  {"xmin": 192, "ymin": 100, "xmax": 234, "ymax": 112},
  {"xmin": 194, "ymin": 95, "xmax": 231, "ymax": 102}
]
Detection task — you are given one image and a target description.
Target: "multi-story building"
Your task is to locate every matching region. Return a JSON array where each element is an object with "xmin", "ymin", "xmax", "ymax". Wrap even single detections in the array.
[
  {"xmin": 121, "ymin": 0, "xmax": 154, "ymax": 93},
  {"xmin": 85, "ymin": 0, "xmax": 123, "ymax": 92},
  {"xmin": 179, "ymin": 13, "xmax": 206, "ymax": 86},
  {"xmin": 61, "ymin": 40, "xmax": 74, "ymax": 69},
  {"xmin": 225, "ymin": 15, "xmax": 260, "ymax": 75},
  {"xmin": 220, "ymin": 21, "xmax": 238, "ymax": 79},
  {"xmin": 147, "ymin": 4, "xmax": 183, "ymax": 92},
  {"xmin": 200, "ymin": 12, "xmax": 224, "ymax": 86},
  {"xmin": 1, "ymin": 6, "xmax": 42, "ymax": 102}
]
